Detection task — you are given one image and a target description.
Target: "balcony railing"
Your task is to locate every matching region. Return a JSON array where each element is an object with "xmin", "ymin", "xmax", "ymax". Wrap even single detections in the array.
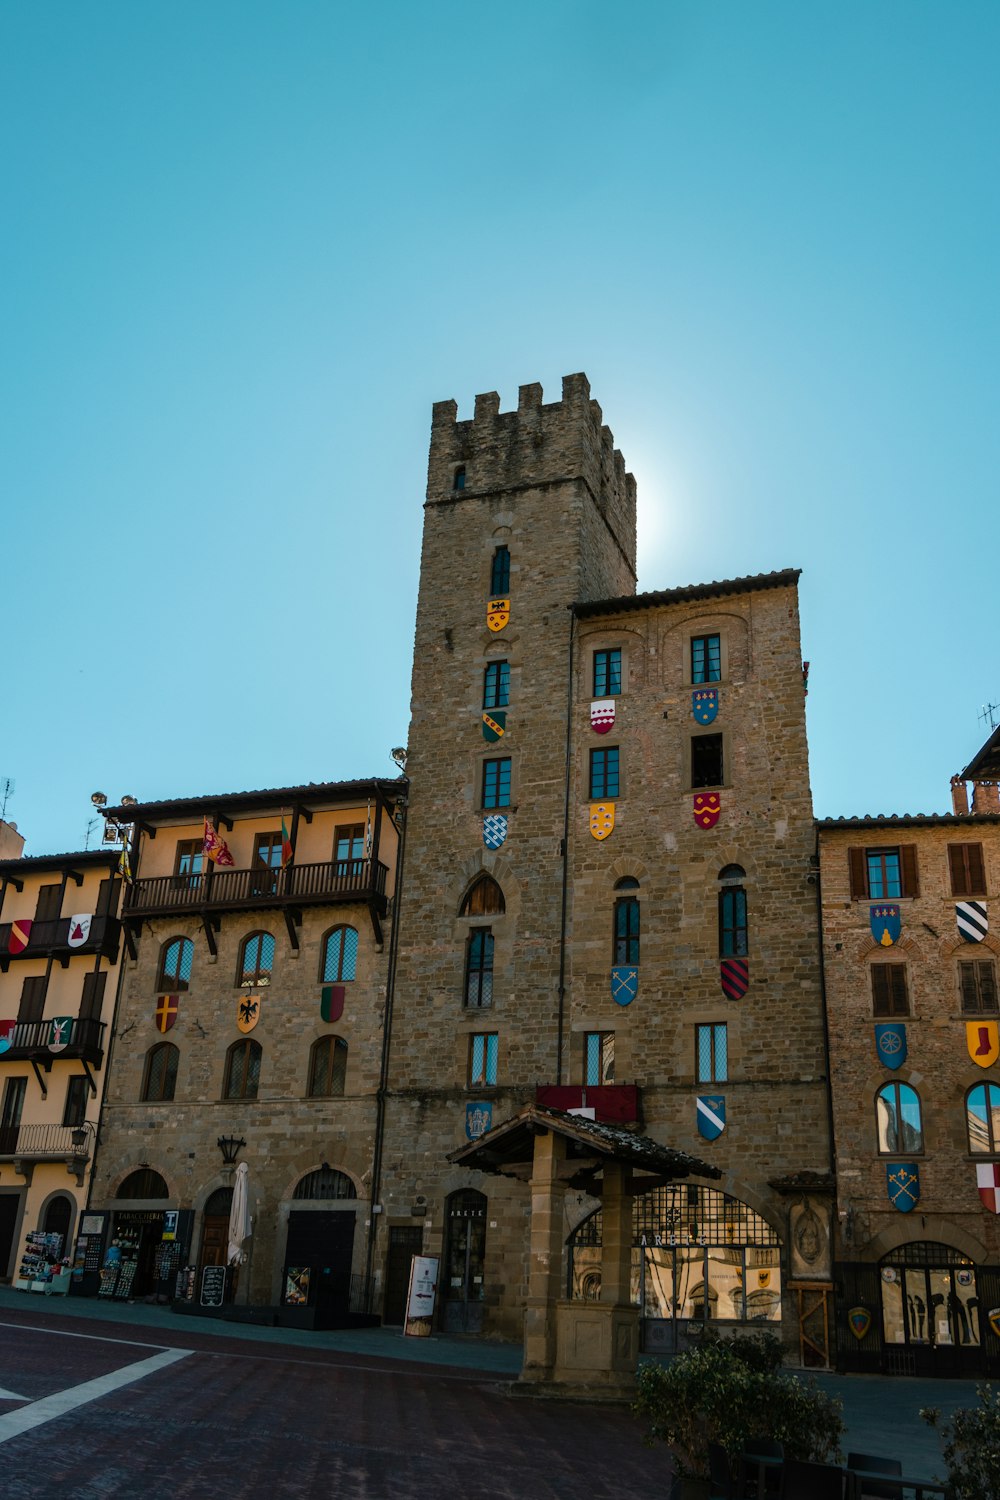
[
  {"xmin": 0, "ymin": 1121, "xmax": 95, "ymax": 1161},
  {"xmin": 2, "ymin": 1017, "xmax": 106, "ymax": 1067},
  {"xmin": 0, "ymin": 914, "xmax": 121, "ymax": 963},
  {"xmin": 124, "ymin": 859, "xmax": 390, "ymax": 917}
]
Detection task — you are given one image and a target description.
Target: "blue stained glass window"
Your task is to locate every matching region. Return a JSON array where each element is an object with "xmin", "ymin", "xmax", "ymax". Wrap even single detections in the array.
[
  {"xmin": 470, "ymin": 1032, "xmax": 498, "ymax": 1086},
  {"xmin": 322, "ymin": 925, "xmax": 358, "ymax": 982},
  {"xmin": 585, "ymin": 1032, "xmax": 614, "ymax": 1086},
  {"xmin": 590, "ymin": 747, "xmax": 620, "ymax": 799},
  {"xmin": 593, "ymin": 650, "xmax": 622, "ymax": 697},
  {"xmin": 159, "ymin": 937, "xmax": 194, "ymax": 991},
  {"xmin": 483, "ymin": 758, "xmax": 511, "ymax": 809},
  {"xmin": 696, "ymin": 1024, "xmax": 728, "ymax": 1083},
  {"xmin": 692, "ymin": 634, "xmax": 721, "ymax": 683},
  {"xmin": 483, "ymin": 661, "xmax": 510, "ymax": 710}
]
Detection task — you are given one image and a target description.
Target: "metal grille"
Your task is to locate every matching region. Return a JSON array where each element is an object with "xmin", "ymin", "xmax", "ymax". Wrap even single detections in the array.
[
  {"xmin": 883, "ymin": 1241, "xmax": 973, "ymax": 1267},
  {"xmin": 323, "ymin": 925, "xmax": 358, "ymax": 982},
  {"xmin": 293, "ymin": 1167, "xmax": 357, "ymax": 1200},
  {"xmin": 572, "ymin": 1186, "xmax": 780, "ymax": 1249}
]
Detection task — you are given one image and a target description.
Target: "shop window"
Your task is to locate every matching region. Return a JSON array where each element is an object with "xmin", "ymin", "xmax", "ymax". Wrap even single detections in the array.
[
  {"xmin": 308, "ymin": 1036, "xmax": 348, "ymax": 1098},
  {"xmin": 490, "ymin": 546, "xmax": 510, "ymax": 595},
  {"xmin": 118, "ymin": 1168, "xmax": 169, "ymax": 1199},
  {"xmin": 238, "ymin": 931, "xmax": 275, "ymax": 987},
  {"xmin": 719, "ymin": 868, "xmax": 748, "ymax": 957},
  {"xmin": 876, "ymin": 1082, "xmax": 923, "ymax": 1154},
  {"xmin": 613, "ymin": 895, "xmax": 639, "ymax": 964},
  {"xmin": 224, "ymin": 1039, "xmax": 262, "ymax": 1100},
  {"xmin": 848, "ymin": 845, "xmax": 919, "ymax": 899},
  {"xmin": 157, "ymin": 937, "xmax": 194, "ymax": 993},
  {"xmin": 967, "ymin": 1083, "xmax": 1000, "ymax": 1154},
  {"xmin": 460, "ymin": 875, "xmax": 505, "ymax": 916},
  {"xmin": 871, "ymin": 963, "xmax": 910, "ymax": 1016},
  {"xmin": 590, "ymin": 746, "xmax": 620, "ymax": 799},
  {"xmin": 482, "ymin": 758, "xmax": 511, "ymax": 809},
  {"xmin": 62, "ymin": 1075, "xmax": 90, "ymax": 1128},
  {"xmin": 593, "ymin": 649, "xmax": 622, "ymax": 697},
  {"xmin": 949, "ymin": 843, "xmax": 987, "ymax": 898},
  {"xmin": 692, "ymin": 735, "xmax": 723, "ymax": 789},
  {"xmin": 293, "ymin": 1166, "xmax": 357, "ymax": 1200},
  {"xmin": 469, "ymin": 1032, "xmax": 498, "ymax": 1087},
  {"xmin": 960, "ymin": 960, "xmax": 998, "ymax": 1015},
  {"xmin": 320, "ymin": 925, "xmax": 358, "ymax": 982},
  {"xmin": 691, "ymin": 634, "xmax": 721, "ymax": 684},
  {"xmin": 483, "ymin": 660, "xmax": 510, "ymax": 710},
  {"xmin": 585, "ymin": 1031, "xmax": 615, "ymax": 1086},
  {"xmin": 465, "ymin": 929, "xmax": 494, "ymax": 1007},
  {"xmin": 142, "ymin": 1043, "xmax": 179, "ymax": 1103},
  {"xmin": 696, "ymin": 1024, "xmax": 728, "ymax": 1083}
]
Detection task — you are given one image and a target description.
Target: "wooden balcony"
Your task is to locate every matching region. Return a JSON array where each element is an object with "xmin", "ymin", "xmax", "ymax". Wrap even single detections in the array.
[
  {"xmin": 1, "ymin": 1017, "xmax": 106, "ymax": 1068},
  {"xmin": 0, "ymin": 914, "xmax": 121, "ymax": 968},
  {"xmin": 123, "ymin": 858, "xmax": 390, "ymax": 919}
]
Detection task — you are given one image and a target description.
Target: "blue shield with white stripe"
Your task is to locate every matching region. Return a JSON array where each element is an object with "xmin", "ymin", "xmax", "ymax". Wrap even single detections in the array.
[
  {"xmin": 483, "ymin": 814, "xmax": 508, "ymax": 849},
  {"xmin": 697, "ymin": 1095, "xmax": 726, "ymax": 1141},
  {"xmin": 611, "ymin": 966, "xmax": 638, "ymax": 1007}
]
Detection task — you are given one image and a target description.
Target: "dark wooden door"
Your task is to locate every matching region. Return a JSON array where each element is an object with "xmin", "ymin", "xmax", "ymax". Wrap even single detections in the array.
[
  {"xmin": 0, "ymin": 1194, "xmax": 21, "ymax": 1280},
  {"xmin": 285, "ymin": 1211, "xmax": 355, "ymax": 1324},
  {"xmin": 383, "ymin": 1226, "xmax": 423, "ymax": 1325}
]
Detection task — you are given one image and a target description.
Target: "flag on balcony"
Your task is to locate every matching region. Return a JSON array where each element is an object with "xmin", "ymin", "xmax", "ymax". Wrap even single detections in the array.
[
  {"xmin": 203, "ymin": 819, "xmax": 235, "ymax": 867},
  {"xmin": 118, "ymin": 847, "xmax": 133, "ymax": 884},
  {"xmin": 0, "ymin": 1019, "xmax": 15, "ymax": 1054},
  {"xmin": 281, "ymin": 816, "xmax": 293, "ymax": 868}
]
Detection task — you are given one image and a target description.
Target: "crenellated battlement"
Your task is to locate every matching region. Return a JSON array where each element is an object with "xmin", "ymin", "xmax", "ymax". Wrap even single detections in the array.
[{"xmin": 427, "ymin": 373, "xmax": 637, "ymax": 582}]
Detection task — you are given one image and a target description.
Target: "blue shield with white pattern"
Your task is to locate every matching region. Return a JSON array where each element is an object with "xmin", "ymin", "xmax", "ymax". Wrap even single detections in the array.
[
  {"xmin": 886, "ymin": 1162, "xmax": 920, "ymax": 1213},
  {"xmin": 875, "ymin": 1023, "xmax": 907, "ymax": 1071},
  {"xmin": 697, "ymin": 1095, "xmax": 726, "ymax": 1141},
  {"xmin": 692, "ymin": 689, "xmax": 719, "ymax": 725},
  {"xmin": 870, "ymin": 904, "xmax": 901, "ymax": 946},
  {"xmin": 483, "ymin": 814, "xmax": 508, "ymax": 849},
  {"xmin": 466, "ymin": 1102, "xmax": 493, "ymax": 1141},
  {"xmin": 611, "ymin": 966, "xmax": 638, "ymax": 1006}
]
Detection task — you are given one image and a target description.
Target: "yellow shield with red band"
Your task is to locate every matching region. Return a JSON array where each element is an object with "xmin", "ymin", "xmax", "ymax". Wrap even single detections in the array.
[{"xmin": 486, "ymin": 598, "xmax": 510, "ymax": 632}]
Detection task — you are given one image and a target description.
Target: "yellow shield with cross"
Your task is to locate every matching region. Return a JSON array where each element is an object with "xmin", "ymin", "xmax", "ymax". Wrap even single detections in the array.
[
  {"xmin": 590, "ymin": 803, "xmax": 615, "ymax": 840},
  {"xmin": 486, "ymin": 598, "xmax": 510, "ymax": 632}
]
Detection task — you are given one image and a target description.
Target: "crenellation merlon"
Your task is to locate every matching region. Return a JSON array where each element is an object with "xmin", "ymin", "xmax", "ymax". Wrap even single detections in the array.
[{"xmin": 425, "ymin": 372, "xmax": 636, "ymax": 547}]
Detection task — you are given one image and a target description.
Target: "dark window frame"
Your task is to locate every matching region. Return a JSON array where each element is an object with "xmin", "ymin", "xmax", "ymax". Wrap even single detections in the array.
[
  {"xmin": 490, "ymin": 546, "xmax": 510, "ymax": 596},
  {"xmin": 590, "ymin": 746, "xmax": 620, "ymax": 800},
  {"xmin": 224, "ymin": 1039, "xmax": 262, "ymax": 1101},
  {"xmin": 483, "ymin": 660, "xmax": 510, "ymax": 710},
  {"xmin": 464, "ymin": 928, "xmax": 495, "ymax": 1008},
  {"xmin": 593, "ymin": 649, "xmax": 622, "ymax": 698},
  {"xmin": 691, "ymin": 634, "xmax": 722, "ymax": 684},
  {"xmin": 142, "ymin": 1042, "xmax": 179, "ymax": 1103},
  {"xmin": 719, "ymin": 885, "xmax": 748, "ymax": 957},
  {"xmin": 482, "ymin": 757, "xmax": 512, "ymax": 810},
  {"xmin": 308, "ymin": 1035, "xmax": 348, "ymax": 1098},
  {"xmin": 613, "ymin": 896, "xmax": 639, "ymax": 965},
  {"xmin": 692, "ymin": 734, "xmax": 724, "ymax": 789},
  {"xmin": 871, "ymin": 962, "xmax": 910, "ymax": 1017}
]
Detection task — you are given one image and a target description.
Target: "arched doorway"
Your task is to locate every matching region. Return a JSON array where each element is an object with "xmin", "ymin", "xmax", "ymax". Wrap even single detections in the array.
[
  {"xmin": 199, "ymin": 1187, "xmax": 233, "ymax": 1273},
  {"xmin": 443, "ymin": 1189, "xmax": 487, "ymax": 1334},
  {"xmin": 42, "ymin": 1194, "xmax": 73, "ymax": 1249},
  {"xmin": 567, "ymin": 1184, "xmax": 781, "ymax": 1354},
  {"xmin": 281, "ymin": 1168, "xmax": 358, "ymax": 1327}
]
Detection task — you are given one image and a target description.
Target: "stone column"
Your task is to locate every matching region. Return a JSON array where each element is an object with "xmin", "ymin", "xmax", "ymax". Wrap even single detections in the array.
[
  {"xmin": 520, "ymin": 1128, "xmax": 568, "ymax": 1382},
  {"xmin": 600, "ymin": 1161, "xmax": 632, "ymax": 1306}
]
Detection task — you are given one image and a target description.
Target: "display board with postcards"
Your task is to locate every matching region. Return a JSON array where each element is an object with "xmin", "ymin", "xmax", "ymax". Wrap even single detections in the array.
[{"xmin": 16, "ymin": 1231, "xmax": 69, "ymax": 1292}]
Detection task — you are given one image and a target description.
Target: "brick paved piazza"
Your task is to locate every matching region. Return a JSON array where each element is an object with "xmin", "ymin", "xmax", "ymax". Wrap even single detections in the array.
[{"xmin": 0, "ymin": 1311, "xmax": 666, "ymax": 1500}]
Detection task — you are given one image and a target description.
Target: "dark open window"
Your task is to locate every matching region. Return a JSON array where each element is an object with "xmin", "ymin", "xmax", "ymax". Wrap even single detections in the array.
[
  {"xmin": 453, "ymin": 465, "xmax": 466, "ymax": 492},
  {"xmin": 490, "ymin": 546, "xmax": 510, "ymax": 595},
  {"xmin": 719, "ymin": 868, "xmax": 748, "ymax": 957},
  {"xmin": 692, "ymin": 734, "xmax": 723, "ymax": 788},
  {"xmin": 465, "ymin": 929, "xmax": 494, "ymax": 1007},
  {"xmin": 118, "ymin": 1168, "xmax": 169, "ymax": 1199}
]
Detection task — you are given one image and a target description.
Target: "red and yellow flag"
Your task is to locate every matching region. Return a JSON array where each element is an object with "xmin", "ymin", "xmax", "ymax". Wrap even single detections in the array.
[{"xmin": 203, "ymin": 819, "xmax": 235, "ymax": 867}]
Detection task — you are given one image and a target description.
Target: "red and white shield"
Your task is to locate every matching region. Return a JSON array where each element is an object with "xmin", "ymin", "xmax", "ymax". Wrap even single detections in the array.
[
  {"xmin": 590, "ymin": 700, "xmax": 615, "ymax": 734},
  {"xmin": 977, "ymin": 1163, "xmax": 1000, "ymax": 1214},
  {"xmin": 68, "ymin": 913, "xmax": 92, "ymax": 947}
]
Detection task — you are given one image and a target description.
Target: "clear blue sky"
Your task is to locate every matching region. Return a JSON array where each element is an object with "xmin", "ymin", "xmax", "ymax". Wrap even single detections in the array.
[{"xmin": 4, "ymin": 1, "xmax": 998, "ymax": 855}]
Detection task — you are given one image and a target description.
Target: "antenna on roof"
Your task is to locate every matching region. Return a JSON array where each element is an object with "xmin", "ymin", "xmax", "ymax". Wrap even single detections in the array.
[
  {"xmin": 979, "ymin": 702, "xmax": 1000, "ymax": 732},
  {"xmin": 0, "ymin": 778, "xmax": 13, "ymax": 820}
]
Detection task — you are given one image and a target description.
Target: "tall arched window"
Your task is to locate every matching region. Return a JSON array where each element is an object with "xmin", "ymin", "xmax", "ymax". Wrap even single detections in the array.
[
  {"xmin": 613, "ymin": 884, "xmax": 640, "ymax": 965},
  {"xmin": 876, "ymin": 1082, "xmax": 923, "ymax": 1154},
  {"xmin": 461, "ymin": 876, "xmax": 505, "ymax": 916},
  {"xmin": 238, "ymin": 931, "xmax": 275, "ymax": 987},
  {"xmin": 293, "ymin": 1167, "xmax": 357, "ymax": 1200},
  {"xmin": 320, "ymin": 926, "xmax": 358, "ymax": 983},
  {"xmin": 453, "ymin": 465, "xmax": 466, "ymax": 492},
  {"xmin": 490, "ymin": 546, "xmax": 510, "ymax": 595},
  {"xmin": 967, "ymin": 1083, "xmax": 1000, "ymax": 1154},
  {"xmin": 157, "ymin": 937, "xmax": 194, "ymax": 992},
  {"xmin": 142, "ymin": 1042, "xmax": 179, "ymax": 1102},
  {"xmin": 118, "ymin": 1168, "xmax": 169, "ymax": 1199},
  {"xmin": 719, "ymin": 866, "xmax": 748, "ymax": 957},
  {"xmin": 224, "ymin": 1039, "xmax": 262, "ymax": 1100},
  {"xmin": 308, "ymin": 1036, "xmax": 348, "ymax": 1097},
  {"xmin": 42, "ymin": 1195, "xmax": 73, "ymax": 1242},
  {"xmin": 465, "ymin": 929, "xmax": 494, "ymax": 1007}
]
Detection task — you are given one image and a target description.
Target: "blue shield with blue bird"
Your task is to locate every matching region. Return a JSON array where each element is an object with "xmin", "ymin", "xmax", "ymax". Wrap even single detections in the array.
[
  {"xmin": 697, "ymin": 1095, "xmax": 726, "ymax": 1141},
  {"xmin": 692, "ymin": 689, "xmax": 719, "ymax": 725},
  {"xmin": 875, "ymin": 1023, "xmax": 907, "ymax": 1070},
  {"xmin": 870, "ymin": 904, "xmax": 901, "ymax": 946},
  {"xmin": 611, "ymin": 966, "xmax": 638, "ymax": 1006},
  {"xmin": 886, "ymin": 1162, "xmax": 920, "ymax": 1213}
]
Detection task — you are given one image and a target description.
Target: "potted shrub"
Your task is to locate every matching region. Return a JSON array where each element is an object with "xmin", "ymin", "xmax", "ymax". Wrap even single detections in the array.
[{"xmin": 921, "ymin": 1384, "xmax": 1000, "ymax": 1500}]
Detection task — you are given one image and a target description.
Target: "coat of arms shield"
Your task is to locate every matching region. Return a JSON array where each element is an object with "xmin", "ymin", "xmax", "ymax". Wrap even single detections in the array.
[
  {"xmin": 692, "ymin": 689, "xmax": 719, "ymax": 725},
  {"xmin": 721, "ymin": 958, "xmax": 749, "ymax": 1000},
  {"xmin": 611, "ymin": 966, "xmax": 638, "ymax": 1006},
  {"xmin": 590, "ymin": 803, "xmax": 615, "ymax": 840},
  {"xmin": 237, "ymin": 994, "xmax": 261, "ymax": 1033},
  {"xmin": 590, "ymin": 700, "xmax": 616, "ymax": 734},
  {"xmin": 482, "ymin": 710, "xmax": 506, "ymax": 743},
  {"xmin": 848, "ymin": 1307, "xmax": 873, "ymax": 1341},
  {"xmin": 874, "ymin": 1023, "xmax": 907, "ymax": 1070},
  {"xmin": 48, "ymin": 1017, "xmax": 73, "ymax": 1053},
  {"xmin": 321, "ymin": 985, "xmax": 345, "ymax": 1023},
  {"xmin": 0, "ymin": 1019, "xmax": 14, "ymax": 1055},
  {"xmin": 989, "ymin": 1308, "xmax": 1000, "ymax": 1339},
  {"xmin": 486, "ymin": 598, "xmax": 510, "ymax": 632},
  {"xmin": 977, "ymin": 1162, "xmax": 1000, "ymax": 1214},
  {"xmin": 483, "ymin": 813, "xmax": 508, "ymax": 849},
  {"xmin": 466, "ymin": 1101, "xmax": 493, "ymax": 1141},
  {"xmin": 886, "ymin": 1162, "xmax": 920, "ymax": 1213},
  {"xmin": 693, "ymin": 793, "xmax": 721, "ymax": 830},
  {"xmin": 8, "ymin": 919, "xmax": 32, "ymax": 955},
  {"xmin": 968, "ymin": 1020, "xmax": 1000, "ymax": 1068},
  {"xmin": 696, "ymin": 1095, "xmax": 726, "ymax": 1141},
  {"xmin": 957, "ymin": 901, "xmax": 988, "ymax": 943},
  {"xmin": 870, "ymin": 904, "xmax": 901, "ymax": 946},
  {"xmin": 155, "ymin": 994, "xmax": 179, "ymax": 1033},
  {"xmin": 67, "ymin": 914, "xmax": 92, "ymax": 948}
]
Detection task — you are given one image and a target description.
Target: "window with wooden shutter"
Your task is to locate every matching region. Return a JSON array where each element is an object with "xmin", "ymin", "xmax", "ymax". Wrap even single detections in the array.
[
  {"xmin": 848, "ymin": 848, "xmax": 867, "ymax": 900},
  {"xmin": 959, "ymin": 960, "xmax": 998, "ymax": 1015},
  {"xmin": 80, "ymin": 971, "xmax": 107, "ymax": 1020},
  {"xmin": 17, "ymin": 975, "xmax": 47, "ymax": 1022},
  {"xmin": 96, "ymin": 877, "xmax": 123, "ymax": 915},
  {"xmin": 949, "ymin": 843, "xmax": 987, "ymax": 898},
  {"xmin": 871, "ymin": 963, "xmax": 910, "ymax": 1016},
  {"xmin": 34, "ymin": 883, "xmax": 62, "ymax": 922},
  {"xmin": 850, "ymin": 845, "xmax": 919, "ymax": 899},
  {"xmin": 899, "ymin": 845, "xmax": 919, "ymax": 897}
]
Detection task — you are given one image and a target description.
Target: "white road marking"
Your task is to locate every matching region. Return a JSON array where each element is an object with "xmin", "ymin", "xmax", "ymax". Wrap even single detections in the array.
[
  {"xmin": 0, "ymin": 1388, "xmax": 28, "ymax": 1401},
  {"xmin": 0, "ymin": 1348, "xmax": 192, "ymax": 1445},
  {"xmin": 0, "ymin": 1320, "xmax": 170, "ymax": 1351}
]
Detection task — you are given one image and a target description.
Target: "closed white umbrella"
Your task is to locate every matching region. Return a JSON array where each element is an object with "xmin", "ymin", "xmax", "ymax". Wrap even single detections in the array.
[{"xmin": 227, "ymin": 1161, "xmax": 252, "ymax": 1266}]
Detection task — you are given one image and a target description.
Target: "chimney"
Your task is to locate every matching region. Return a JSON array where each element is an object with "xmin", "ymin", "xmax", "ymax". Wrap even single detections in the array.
[
  {"xmin": 971, "ymin": 781, "xmax": 1000, "ymax": 815},
  {"xmin": 951, "ymin": 777, "xmax": 970, "ymax": 816}
]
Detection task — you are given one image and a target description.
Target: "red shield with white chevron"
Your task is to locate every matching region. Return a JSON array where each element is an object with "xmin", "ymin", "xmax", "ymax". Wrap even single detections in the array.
[
  {"xmin": 590, "ymin": 700, "xmax": 615, "ymax": 734},
  {"xmin": 978, "ymin": 1162, "xmax": 1000, "ymax": 1214}
]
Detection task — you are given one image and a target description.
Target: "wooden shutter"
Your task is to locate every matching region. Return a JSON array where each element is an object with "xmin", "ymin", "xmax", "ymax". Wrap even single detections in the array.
[
  {"xmin": 848, "ymin": 848, "xmax": 867, "ymax": 900},
  {"xmin": 966, "ymin": 960, "xmax": 1000, "ymax": 1015},
  {"xmin": 80, "ymin": 971, "xmax": 107, "ymax": 1020},
  {"xmin": 900, "ymin": 845, "xmax": 920, "ymax": 898},
  {"xmin": 34, "ymin": 883, "xmax": 62, "ymax": 922},
  {"xmin": 96, "ymin": 877, "xmax": 123, "ymax": 915},
  {"xmin": 949, "ymin": 843, "xmax": 986, "ymax": 899},
  {"xmin": 17, "ymin": 975, "xmax": 47, "ymax": 1022},
  {"xmin": 872, "ymin": 964, "xmax": 909, "ymax": 1017}
]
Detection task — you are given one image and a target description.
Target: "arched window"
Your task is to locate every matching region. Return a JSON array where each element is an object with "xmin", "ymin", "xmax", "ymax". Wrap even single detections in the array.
[
  {"xmin": 293, "ymin": 1166, "xmax": 356, "ymax": 1200},
  {"xmin": 614, "ymin": 876, "xmax": 640, "ymax": 891},
  {"xmin": 490, "ymin": 546, "xmax": 510, "ymax": 595},
  {"xmin": 461, "ymin": 876, "xmax": 505, "ymax": 916},
  {"xmin": 719, "ymin": 867, "xmax": 748, "ymax": 957},
  {"xmin": 224, "ymin": 1039, "xmax": 262, "ymax": 1100},
  {"xmin": 238, "ymin": 931, "xmax": 275, "ymax": 987},
  {"xmin": 118, "ymin": 1168, "xmax": 169, "ymax": 1199},
  {"xmin": 142, "ymin": 1043, "xmax": 179, "ymax": 1102},
  {"xmin": 876, "ymin": 1082, "xmax": 923, "ymax": 1154},
  {"xmin": 321, "ymin": 926, "xmax": 358, "ymax": 983},
  {"xmin": 308, "ymin": 1036, "xmax": 348, "ymax": 1098},
  {"xmin": 614, "ymin": 894, "xmax": 639, "ymax": 965},
  {"xmin": 967, "ymin": 1083, "xmax": 1000, "ymax": 1154},
  {"xmin": 465, "ymin": 929, "xmax": 494, "ymax": 1007},
  {"xmin": 453, "ymin": 465, "xmax": 466, "ymax": 492},
  {"xmin": 204, "ymin": 1187, "xmax": 233, "ymax": 1216},
  {"xmin": 42, "ymin": 1195, "xmax": 73, "ymax": 1241},
  {"xmin": 157, "ymin": 937, "xmax": 194, "ymax": 993}
]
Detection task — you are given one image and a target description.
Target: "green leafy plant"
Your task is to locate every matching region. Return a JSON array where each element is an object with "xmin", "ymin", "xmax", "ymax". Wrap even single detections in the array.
[
  {"xmin": 634, "ymin": 1339, "xmax": 843, "ymax": 1481},
  {"xmin": 921, "ymin": 1385, "xmax": 1000, "ymax": 1500}
]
